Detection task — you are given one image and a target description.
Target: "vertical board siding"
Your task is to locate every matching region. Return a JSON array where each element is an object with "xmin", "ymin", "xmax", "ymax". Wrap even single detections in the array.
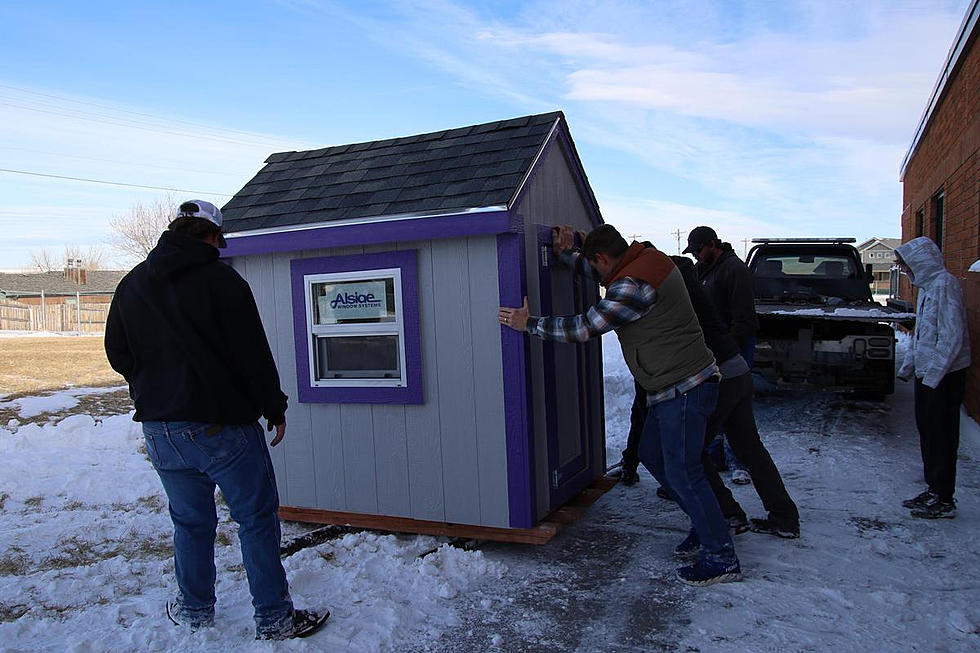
[
  {"xmin": 240, "ymin": 236, "xmax": 507, "ymax": 528},
  {"xmin": 272, "ymin": 251, "xmax": 321, "ymax": 509},
  {"xmin": 467, "ymin": 236, "xmax": 510, "ymax": 528},
  {"xmin": 430, "ymin": 239, "xmax": 482, "ymax": 525},
  {"xmin": 398, "ymin": 241, "xmax": 447, "ymax": 522}
]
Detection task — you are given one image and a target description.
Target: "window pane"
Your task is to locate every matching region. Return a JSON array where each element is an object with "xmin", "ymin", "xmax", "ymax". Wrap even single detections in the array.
[
  {"xmin": 757, "ymin": 255, "xmax": 857, "ymax": 278},
  {"xmin": 314, "ymin": 335, "xmax": 401, "ymax": 379},
  {"xmin": 312, "ymin": 277, "xmax": 397, "ymax": 325}
]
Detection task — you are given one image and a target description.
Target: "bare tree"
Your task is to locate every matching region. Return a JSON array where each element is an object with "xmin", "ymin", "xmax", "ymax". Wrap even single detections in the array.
[
  {"xmin": 29, "ymin": 245, "xmax": 106, "ymax": 271},
  {"xmin": 107, "ymin": 194, "xmax": 176, "ymax": 263},
  {"xmin": 30, "ymin": 248, "xmax": 59, "ymax": 272}
]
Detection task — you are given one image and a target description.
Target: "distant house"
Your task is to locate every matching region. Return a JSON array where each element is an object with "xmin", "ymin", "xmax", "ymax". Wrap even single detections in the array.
[
  {"xmin": 856, "ymin": 237, "xmax": 900, "ymax": 293},
  {"xmin": 900, "ymin": 0, "xmax": 979, "ymax": 421},
  {"xmin": 0, "ymin": 268, "xmax": 126, "ymax": 305},
  {"xmin": 220, "ymin": 111, "xmax": 607, "ymax": 542}
]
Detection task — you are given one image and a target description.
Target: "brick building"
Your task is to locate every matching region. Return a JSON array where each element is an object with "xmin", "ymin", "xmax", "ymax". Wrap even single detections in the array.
[{"xmin": 899, "ymin": 0, "xmax": 980, "ymax": 420}]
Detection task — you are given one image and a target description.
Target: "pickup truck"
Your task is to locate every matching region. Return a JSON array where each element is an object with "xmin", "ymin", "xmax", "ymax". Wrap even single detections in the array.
[{"xmin": 745, "ymin": 238, "xmax": 915, "ymax": 397}]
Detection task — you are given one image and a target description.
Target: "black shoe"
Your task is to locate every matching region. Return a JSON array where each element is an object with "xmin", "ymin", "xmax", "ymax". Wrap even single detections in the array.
[
  {"xmin": 676, "ymin": 556, "xmax": 742, "ymax": 586},
  {"xmin": 750, "ymin": 517, "xmax": 800, "ymax": 539},
  {"xmin": 727, "ymin": 515, "xmax": 750, "ymax": 535},
  {"xmin": 902, "ymin": 490, "xmax": 936, "ymax": 510},
  {"xmin": 656, "ymin": 486, "xmax": 675, "ymax": 501},
  {"xmin": 256, "ymin": 609, "xmax": 330, "ymax": 640},
  {"xmin": 620, "ymin": 465, "xmax": 640, "ymax": 485},
  {"xmin": 910, "ymin": 497, "xmax": 955, "ymax": 519}
]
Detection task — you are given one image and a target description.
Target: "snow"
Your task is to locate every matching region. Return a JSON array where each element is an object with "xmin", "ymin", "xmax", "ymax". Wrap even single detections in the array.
[
  {"xmin": 767, "ymin": 307, "xmax": 916, "ymax": 320},
  {"xmin": 1, "ymin": 338, "xmax": 978, "ymax": 650},
  {"xmin": 0, "ymin": 386, "xmax": 125, "ymax": 418}
]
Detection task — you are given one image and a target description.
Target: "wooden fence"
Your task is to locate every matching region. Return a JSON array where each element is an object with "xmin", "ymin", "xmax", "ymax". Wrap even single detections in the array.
[{"xmin": 0, "ymin": 298, "xmax": 111, "ymax": 333}]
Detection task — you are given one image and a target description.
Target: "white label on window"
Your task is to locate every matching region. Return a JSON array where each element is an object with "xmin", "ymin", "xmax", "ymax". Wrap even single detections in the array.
[{"xmin": 317, "ymin": 281, "xmax": 388, "ymax": 322}]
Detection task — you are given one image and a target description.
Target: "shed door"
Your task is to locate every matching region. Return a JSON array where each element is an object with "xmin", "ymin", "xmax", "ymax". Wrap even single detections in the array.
[{"xmin": 536, "ymin": 226, "xmax": 600, "ymax": 507}]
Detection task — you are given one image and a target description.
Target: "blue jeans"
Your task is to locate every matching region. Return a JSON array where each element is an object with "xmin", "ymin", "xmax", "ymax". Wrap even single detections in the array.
[
  {"xmin": 142, "ymin": 421, "xmax": 293, "ymax": 631},
  {"xmin": 637, "ymin": 380, "xmax": 734, "ymax": 558}
]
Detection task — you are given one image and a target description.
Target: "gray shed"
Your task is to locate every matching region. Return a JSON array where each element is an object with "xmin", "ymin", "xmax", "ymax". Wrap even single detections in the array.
[{"xmin": 221, "ymin": 111, "xmax": 607, "ymax": 542}]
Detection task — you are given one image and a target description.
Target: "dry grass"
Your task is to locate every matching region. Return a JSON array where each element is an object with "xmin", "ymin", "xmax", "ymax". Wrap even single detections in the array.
[{"xmin": 0, "ymin": 336, "xmax": 123, "ymax": 396}]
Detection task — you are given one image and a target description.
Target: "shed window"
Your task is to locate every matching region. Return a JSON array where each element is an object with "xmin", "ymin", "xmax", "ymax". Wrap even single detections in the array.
[
  {"xmin": 305, "ymin": 271, "xmax": 404, "ymax": 384},
  {"xmin": 290, "ymin": 250, "xmax": 423, "ymax": 404}
]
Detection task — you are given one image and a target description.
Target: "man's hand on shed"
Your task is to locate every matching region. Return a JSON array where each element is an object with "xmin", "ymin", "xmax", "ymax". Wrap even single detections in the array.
[
  {"xmin": 498, "ymin": 297, "xmax": 530, "ymax": 332},
  {"xmin": 267, "ymin": 420, "xmax": 286, "ymax": 447},
  {"xmin": 553, "ymin": 225, "xmax": 575, "ymax": 255}
]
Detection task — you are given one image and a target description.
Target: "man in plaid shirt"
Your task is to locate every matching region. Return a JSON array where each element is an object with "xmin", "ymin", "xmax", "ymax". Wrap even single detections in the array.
[{"xmin": 499, "ymin": 224, "xmax": 741, "ymax": 586}]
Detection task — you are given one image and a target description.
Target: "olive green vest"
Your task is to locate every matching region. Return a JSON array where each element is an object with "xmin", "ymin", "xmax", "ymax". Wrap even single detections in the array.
[{"xmin": 607, "ymin": 244, "xmax": 714, "ymax": 393}]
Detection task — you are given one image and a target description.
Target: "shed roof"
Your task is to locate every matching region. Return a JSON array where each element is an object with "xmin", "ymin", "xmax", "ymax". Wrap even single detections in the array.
[
  {"xmin": 221, "ymin": 112, "xmax": 567, "ymax": 234},
  {"xmin": 0, "ymin": 270, "xmax": 126, "ymax": 297}
]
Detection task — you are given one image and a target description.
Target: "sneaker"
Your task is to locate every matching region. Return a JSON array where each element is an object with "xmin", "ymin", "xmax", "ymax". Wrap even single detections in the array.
[
  {"xmin": 656, "ymin": 486, "xmax": 675, "ymax": 502},
  {"xmin": 256, "ymin": 609, "xmax": 330, "ymax": 640},
  {"xmin": 731, "ymin": 469, "xmax": 751, "ymax": 485},
  {"xmin": 677, "ymin": 556, "xmax": 742, "ymax": 586},
  {"xmin": 727, "ymin": 514, "xmax": 750, "ymax": 535},
  {"xmin": 910, "ymin": 497, "xmax": 955, "ymax": 519},
  {"xmin": 750, "ymin": 517, "xmax": 800, "ymax": 539},
  {"xmin": 166, "ymin": 600, "xmax": 214, "ymax": 630},
  {"xmin": 902, "ymin": 490, "xmax": 936, "ymax": 509},
  {"xmin": 673, "ymin": 529, "xmax": 700, "ymax": 559}
]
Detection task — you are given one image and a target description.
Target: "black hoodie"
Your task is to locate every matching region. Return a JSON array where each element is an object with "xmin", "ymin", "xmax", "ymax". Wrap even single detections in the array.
[
  {"xmin": 693, "ymin": 242, "xmax": 759, "ymax": 346},
  {"xmin": 105, "ymin": 230, "xmax": 287, "ymax": 425}
]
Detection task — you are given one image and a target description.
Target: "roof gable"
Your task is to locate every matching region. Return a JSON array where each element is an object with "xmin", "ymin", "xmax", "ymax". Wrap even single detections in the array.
[{"xmin": 222, "ymin": 112, "xmax": 564, "ymax": 234}]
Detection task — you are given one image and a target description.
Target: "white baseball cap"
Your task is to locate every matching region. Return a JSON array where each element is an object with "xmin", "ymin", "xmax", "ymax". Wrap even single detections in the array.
[{"xmin": 174, "ymin": 200, "xmax": 227, "ymax": 248}]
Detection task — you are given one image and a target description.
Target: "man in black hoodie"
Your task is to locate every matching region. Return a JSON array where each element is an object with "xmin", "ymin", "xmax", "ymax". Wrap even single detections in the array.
[{"xmin": 105, "ymin": 200, "xmax": 327, "ymax": 640}]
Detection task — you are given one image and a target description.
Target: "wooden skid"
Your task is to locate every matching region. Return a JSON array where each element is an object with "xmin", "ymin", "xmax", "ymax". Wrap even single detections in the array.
[{"xmin": 279, "ymin": 476, "xmax": 619, "ymax": 545}]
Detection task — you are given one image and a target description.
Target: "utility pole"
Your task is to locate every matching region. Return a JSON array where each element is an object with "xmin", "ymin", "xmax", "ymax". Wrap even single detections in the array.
[
  {"xmin": 742, "ymin": 238, "xmax": 751, "ymax": 258},
  {"xmin": 671, "ymin": 229, "xmax": 684, "ymax": 254}
]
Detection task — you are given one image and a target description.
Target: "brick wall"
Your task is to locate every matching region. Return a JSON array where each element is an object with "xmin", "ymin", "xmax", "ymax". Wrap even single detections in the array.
[{"xmin": 901, "ymin": 24, "xmax": 980, "ymax": 421}]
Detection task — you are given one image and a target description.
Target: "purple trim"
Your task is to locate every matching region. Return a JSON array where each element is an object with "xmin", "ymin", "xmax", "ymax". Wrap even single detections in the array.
[
  {"xmin": 224, "ymin": 210, "xmax": 511, "ymax": 258},
  {"xmin": 290, "ymin": 250, "xmax": 423, "ymax": 405},
  {"xmin": 497, "ymin": 232, "xmax": 536, "ymax": 528}
]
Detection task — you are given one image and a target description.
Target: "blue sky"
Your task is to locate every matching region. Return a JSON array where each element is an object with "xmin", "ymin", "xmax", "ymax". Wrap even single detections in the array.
[{"xmin": 0, "ymin": 0, "xmax": 970, "ymax": 268}]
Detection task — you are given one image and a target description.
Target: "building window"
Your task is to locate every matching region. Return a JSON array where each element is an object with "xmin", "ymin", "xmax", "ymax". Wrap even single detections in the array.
[
  {"xmin": 932, "ymin": 190, "xmax": 944, "ymax": 250},
  {"xmin": 290, "ymin": 250, "xmax": 423, "ymax": 404},
  {"xmin": 916, "ymin": 209, "xmax": 924, "ymax": 238}
]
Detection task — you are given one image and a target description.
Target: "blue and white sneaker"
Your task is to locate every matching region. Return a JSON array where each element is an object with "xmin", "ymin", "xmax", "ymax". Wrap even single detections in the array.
[
  {"xmin": 166, "ymin": 600, "xmax": 214, "ymax": 630},
  {"xmin": 677, "ymin": 556, "xmax": 743, "ymax": 586},
  {"xmin": 673, "ymin": 529, "xmax": 700, "ymax": 559}
]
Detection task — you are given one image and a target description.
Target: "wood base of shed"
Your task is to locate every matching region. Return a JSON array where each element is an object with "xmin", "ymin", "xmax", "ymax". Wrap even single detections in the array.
[{"xmin": 279, "ymin": 475, "xmax": 619, "ymax": 545}]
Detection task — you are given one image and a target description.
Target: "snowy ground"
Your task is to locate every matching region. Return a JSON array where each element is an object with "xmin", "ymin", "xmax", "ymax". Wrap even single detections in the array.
[{"xmin": 1, "ymin": 332, "xmax": 978, "ymax": 651}]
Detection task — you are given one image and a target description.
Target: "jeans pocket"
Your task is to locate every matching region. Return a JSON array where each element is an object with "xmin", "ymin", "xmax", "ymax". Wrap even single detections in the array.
[
  {"xmin": 142, "ymin": 432, "xmax": 164, "ymax": 469},
  {"xmin": 188, "ymin": 425, "xmax": 249, "ymax": 463},
  {"xmin": 697, "ymin": 382, "xmax": 719, "ymax": 417}
]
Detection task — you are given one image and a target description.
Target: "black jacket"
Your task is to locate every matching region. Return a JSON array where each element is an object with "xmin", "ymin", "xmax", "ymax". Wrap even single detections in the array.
[
  {"xmin": 694, "ymin": 243, "xmax": 758, "ymax": 346},
  {"xmin": 670, "ymin": 256, "xmax": 740, "ymax": 364},
  {"xmin": 105, "ymin": 231, "xmax": 287, "ymax": 425}
]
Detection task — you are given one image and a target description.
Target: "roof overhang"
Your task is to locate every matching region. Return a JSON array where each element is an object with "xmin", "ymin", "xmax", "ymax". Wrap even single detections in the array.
[
  {"xmin": 900, "ymin": 0, "xmax": 980, "ymax": 180},
  {"xmin": 222, "ymin": 206, "xmax": 513, "ymax": 258}
]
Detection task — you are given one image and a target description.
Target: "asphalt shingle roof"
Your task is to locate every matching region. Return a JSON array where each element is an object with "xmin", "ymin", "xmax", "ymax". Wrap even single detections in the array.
[
  {"xmin": 0, "ymin": 270, "xmax": 126, "ymax": 297},
  {"xmin": 221, "ymin": 112, "xmax": 563, "ymax": 233}
]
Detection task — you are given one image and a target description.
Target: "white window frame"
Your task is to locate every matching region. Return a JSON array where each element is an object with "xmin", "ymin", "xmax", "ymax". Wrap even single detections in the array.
[{"xmin": 303, "ymin": 267, "xmax": 408, "ymax": 388}]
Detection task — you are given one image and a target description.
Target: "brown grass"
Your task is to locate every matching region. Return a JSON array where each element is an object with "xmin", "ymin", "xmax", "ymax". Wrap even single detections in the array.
[{"xmin": 0, "ymin": 336, "xmax": 124, "ymax": 396}]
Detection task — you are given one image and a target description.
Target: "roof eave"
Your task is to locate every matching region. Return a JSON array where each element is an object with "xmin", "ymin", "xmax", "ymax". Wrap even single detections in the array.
[{"xmin": 900, "ymin": 0, "xmax": 980, "ymax": 181}]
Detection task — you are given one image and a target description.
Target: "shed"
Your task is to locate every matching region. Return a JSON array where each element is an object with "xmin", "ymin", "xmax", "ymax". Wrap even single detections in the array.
[{"xmin": 221, "ymin": 111, "xmax": 606, "ymax": 542}]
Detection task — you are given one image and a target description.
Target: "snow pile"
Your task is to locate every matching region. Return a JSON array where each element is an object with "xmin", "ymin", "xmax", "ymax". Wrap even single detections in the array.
[{"xmin": 0, "ymin": 409, "xmax": 505, "ymax": 651}]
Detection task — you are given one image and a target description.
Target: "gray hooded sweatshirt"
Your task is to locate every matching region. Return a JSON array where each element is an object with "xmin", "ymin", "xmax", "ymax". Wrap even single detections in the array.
[{"xmin": 895, "ymin": 237, "xmax": 971, "ymax": 389}]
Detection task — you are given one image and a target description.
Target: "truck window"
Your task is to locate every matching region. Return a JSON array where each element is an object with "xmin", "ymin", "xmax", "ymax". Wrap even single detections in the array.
[{"xmin": 756, "ymin": 255, "xmax": 856, "ymax": 278}]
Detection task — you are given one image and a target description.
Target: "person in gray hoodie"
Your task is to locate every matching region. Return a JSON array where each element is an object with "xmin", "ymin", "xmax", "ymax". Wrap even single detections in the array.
[{"xmin": 894, "ymin": 237, "xmax": 971, "ymax": 519}]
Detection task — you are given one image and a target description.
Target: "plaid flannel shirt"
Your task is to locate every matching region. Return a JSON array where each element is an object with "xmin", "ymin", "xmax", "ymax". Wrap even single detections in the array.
[
  {"xmin": 525, "ymin": 250, "xmax": 657, "ymax": 342},
  {"xmin": 525, "ymin": 249, "xmax": 718, "ymax": 405}
]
